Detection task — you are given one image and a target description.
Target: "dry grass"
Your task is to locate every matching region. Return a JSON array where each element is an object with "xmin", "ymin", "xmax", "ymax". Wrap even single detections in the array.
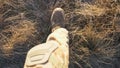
[
  {"xmin": 0, "ymin": 0, "xmax": 120, "ymax": 68},
  {"xmin": 75, "ymin": 4, "xmax": 106, "ymax": 16},
  {"xmin": 64, "ymin": 0, "xmax": 120, "ymax": 68},
  {"xmin": 0, "ymin": 20, "xmax": 36, "ymax": 57}
]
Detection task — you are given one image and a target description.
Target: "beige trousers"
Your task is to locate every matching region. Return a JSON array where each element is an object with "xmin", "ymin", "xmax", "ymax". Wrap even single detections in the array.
[{"xmin": 24, "ymin": 28, "xmax": 69, "ymax": 68}]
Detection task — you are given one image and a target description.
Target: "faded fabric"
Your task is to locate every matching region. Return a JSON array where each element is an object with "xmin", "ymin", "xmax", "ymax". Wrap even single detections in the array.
[{"xmin": 24, "ymin": 28, "xmax": 69, "ymax": 68}]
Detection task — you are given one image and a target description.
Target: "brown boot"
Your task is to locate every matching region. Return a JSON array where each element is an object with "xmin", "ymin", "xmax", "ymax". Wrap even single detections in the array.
[{"xmin": 51, "ymin": 8, "xmax": 65, "ymax": 32}]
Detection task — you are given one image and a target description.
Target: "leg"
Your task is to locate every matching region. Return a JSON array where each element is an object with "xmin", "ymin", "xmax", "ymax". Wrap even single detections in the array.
[
  {"xmin": 46, "ymin": 8, "xmax": 69, "ymax": 68},
  {"xmin": 24, "ymin": 8, "xmax": 69, "ymax": 68},
  {"xmin": 46, "ymin": 28, "xmax": 69, "ymax": 68}
]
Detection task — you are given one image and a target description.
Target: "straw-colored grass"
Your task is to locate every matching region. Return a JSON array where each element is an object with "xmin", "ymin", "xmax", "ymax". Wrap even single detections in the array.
[{"xmin": 0, "ymin": 0, "xmax": 120, "ymax": 68}]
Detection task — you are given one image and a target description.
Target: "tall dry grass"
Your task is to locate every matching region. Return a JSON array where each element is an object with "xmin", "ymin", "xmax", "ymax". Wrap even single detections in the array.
[
  {"xmin": 64, "ymin": 0, "xmax": 120, "ymax": 68},
  {"xmin": 0, "ymin": 0, "xmax": 120, "ymax": 68},
  {"xmin": 0, "ymin": 20, "xmax": 36, "ymax": 57}
]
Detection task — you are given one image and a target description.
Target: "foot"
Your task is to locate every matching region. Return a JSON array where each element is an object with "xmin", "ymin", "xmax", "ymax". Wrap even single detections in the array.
[{"xmin": 51, "ymin": 8, "xmax": 65, "ymax": 31}]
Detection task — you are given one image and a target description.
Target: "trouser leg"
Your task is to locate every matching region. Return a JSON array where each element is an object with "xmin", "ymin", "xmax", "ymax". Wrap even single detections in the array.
[
  {"xmin": 24, "ymin": 28, "xmax": 69, "ymax": 68},
  {"xmin": 46, "ymin": 28, "xmax": 69, "ymax": 68}
]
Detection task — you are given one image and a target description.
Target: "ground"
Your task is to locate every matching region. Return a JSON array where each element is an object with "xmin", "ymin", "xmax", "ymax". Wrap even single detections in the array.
[{"xmin": 0, "ymin": 0, "xmax": 120, "ymax": 68}]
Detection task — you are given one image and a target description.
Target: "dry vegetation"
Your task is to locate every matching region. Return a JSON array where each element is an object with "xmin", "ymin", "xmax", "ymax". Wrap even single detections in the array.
[{"xmin": 0, "ymin": 0, "xmax": 120, "ymax": 68}]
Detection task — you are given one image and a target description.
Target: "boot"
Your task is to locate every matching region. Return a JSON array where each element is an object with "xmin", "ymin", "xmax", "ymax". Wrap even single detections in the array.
[{"xmin": 51, "ymin": 8, "xmax": 65, "ymax": 32}]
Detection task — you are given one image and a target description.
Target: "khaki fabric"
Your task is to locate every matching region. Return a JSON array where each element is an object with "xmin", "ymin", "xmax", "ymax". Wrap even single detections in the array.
[{"xmin": 24, "ymin": 28, "xmax": 69, "ymax": 68}]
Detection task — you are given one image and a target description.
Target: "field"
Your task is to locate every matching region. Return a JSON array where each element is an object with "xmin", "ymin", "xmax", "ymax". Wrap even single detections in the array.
[{"xmin": 0, "ymin": 0, "xmax": 120, "ymax": 68}]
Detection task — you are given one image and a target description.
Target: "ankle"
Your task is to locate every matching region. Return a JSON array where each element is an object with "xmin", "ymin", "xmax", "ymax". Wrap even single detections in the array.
[{"xmin": 52, "ymin": 26, "xmax": 61, "ymax": 32}]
